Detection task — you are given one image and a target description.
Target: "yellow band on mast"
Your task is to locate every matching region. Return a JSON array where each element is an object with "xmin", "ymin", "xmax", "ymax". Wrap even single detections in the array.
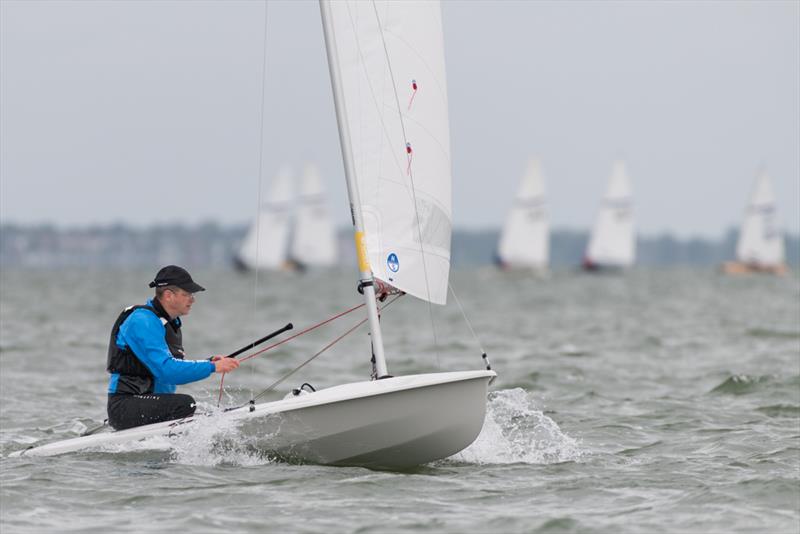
[{"xmin": 354, "ymin": 231, "xmax": 370, "ymax": 273}]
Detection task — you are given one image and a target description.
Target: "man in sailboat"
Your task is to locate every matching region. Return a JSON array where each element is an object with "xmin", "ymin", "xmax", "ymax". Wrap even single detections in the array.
[{"xmin": 106, "ymin": 265, "xmax": 239, "ymax": 430}]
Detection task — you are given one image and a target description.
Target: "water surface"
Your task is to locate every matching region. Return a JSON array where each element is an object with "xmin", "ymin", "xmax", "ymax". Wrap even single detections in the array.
[{"xmin": 1, "ymin": 268, "xmax": 798, "ymax": 533}]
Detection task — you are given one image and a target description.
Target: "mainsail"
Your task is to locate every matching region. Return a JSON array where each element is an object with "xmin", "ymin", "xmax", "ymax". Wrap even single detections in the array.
[
  {"xmin": 290, "ymin": 163, "xmax": 338, "ymax": 268},
  {"xmin": 326, "ymin": 0, "xmax": 452, "ymax": 305},
  {"xmin": 238, "ymin": 166, "xmax": 293, "ymax": 270},
  {"xmin": 735, "ymin": 171, "xmax": 785, "ymax": 266},
  {"xmin": 497, "ymin": 159, "xmax": 549, "ymax": 269},
  {"xmin": 586, "ymin": 160, "xmax": 635, "ymax": 267}
]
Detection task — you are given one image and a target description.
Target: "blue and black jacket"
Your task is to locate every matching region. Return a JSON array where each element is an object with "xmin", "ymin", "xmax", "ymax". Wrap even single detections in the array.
[{"xmin": 107, "ymin": 298, "xmax": 214, "ymax": 395}]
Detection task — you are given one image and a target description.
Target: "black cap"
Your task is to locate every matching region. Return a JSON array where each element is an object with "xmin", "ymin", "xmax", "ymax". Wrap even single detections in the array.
[{"xmin": 148, "ymin": 265, "xmax": 205, "ymax": 293}]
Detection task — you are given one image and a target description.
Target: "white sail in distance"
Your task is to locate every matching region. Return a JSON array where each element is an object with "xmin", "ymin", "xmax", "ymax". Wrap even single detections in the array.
[
  {"xmin": 498, "ymin": 159, "xmax": 549, "ymax": 269},
  {"xmin": 327, "ymin": 0, "xmax": 452, "ymax": 305},
  {"xmin": 291, "ymin": 163, "xmax": 338, "ymax": 268},
  {"xmin": 238, "ymin": 166, "xmax": 293, "ymax": 270},
  {"xmin": 735, "ymin": 170, "xmax": 785, "ymax": 266},
  {"xmin": 586, "ymin": 160, "xmax": 635, "ymax": 267}
]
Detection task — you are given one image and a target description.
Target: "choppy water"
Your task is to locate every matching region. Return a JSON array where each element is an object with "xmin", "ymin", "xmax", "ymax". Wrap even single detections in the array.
[{"xmin": 1, "ymin": 268, "xmax": 798, "ymax": 533}]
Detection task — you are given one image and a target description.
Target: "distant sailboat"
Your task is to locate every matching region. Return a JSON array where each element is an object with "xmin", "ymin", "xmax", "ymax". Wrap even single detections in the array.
[
  {"xmin": 583, "ymin": 160, "xmax": 635, "ymax": 271},
  {"xmin": 235, "ymin": 166, "xmax": 294, "ymax": 271},
  {"xmin": 289, "ymin": 163, "xmax": 338, "ymax": 270},
  {"xmin": 235, "ymin": 165, "xmax": 338, "ymax": 272},
  {"xmin": 722, "ymin": 170, "xmax": 787, "ymax": 275},
  {"xmin": 496, "ymin": 159, "xmax": 549, "ymax": 271}
]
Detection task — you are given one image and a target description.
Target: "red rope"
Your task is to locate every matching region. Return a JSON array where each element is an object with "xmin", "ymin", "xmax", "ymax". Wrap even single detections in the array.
[
  {"xmin": 248, "ymin": 293, "xmax": 404, "ymax": 403},
  {"xmin": 249, "ymin": 315, "xmax": 369, "ymax": 403},
  {"xmin": 216, "ymin": 301, "xmax": 366, "ymax": 405},
  {"xmin": 239, "ymin": 302, "xmax": 365, "ymax": 363}
]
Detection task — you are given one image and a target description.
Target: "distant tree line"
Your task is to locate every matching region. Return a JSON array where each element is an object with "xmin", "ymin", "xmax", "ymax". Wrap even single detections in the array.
[{"xmin": 1, "ymin": 223, "xmax": 798, "ymax": 269}]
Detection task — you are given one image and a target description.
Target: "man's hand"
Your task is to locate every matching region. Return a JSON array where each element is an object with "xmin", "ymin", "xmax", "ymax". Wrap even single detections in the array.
[
  {"xmin": 374, "ymin": 279, "xmax": 395, "ymax": 302},
  {"xmin": 210, "ymin": 355, "xmax": 224, "ymax": 361},
  {"xmin": 213, "ymin": 357, "xmax": 240, "ymax": 374}
]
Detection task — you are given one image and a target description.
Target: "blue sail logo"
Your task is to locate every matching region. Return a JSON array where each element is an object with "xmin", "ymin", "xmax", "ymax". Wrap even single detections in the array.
[{"xmin": 387, "ymin": 253, "xmax": 400, "ymax": 273}]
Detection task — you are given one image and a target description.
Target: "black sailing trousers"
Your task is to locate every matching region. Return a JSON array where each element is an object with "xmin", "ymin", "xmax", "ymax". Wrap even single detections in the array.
[{"xmin": 107, "ymin": 393, "xmax": 197, "ymax": 430}]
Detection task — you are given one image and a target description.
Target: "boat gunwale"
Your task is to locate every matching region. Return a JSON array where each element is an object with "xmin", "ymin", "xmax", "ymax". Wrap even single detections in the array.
[{"xmin": 227, "ymin": 369, "xmax": 497, "ymax": 418}]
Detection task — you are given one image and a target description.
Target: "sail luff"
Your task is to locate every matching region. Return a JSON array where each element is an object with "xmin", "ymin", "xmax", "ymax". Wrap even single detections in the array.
[{"xmin": 320, "ymin": 0, "xmax": 388, "ymax": 378}]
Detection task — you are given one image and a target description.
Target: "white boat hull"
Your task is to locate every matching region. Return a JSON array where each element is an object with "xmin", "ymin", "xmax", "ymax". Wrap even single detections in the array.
[{"xmin": 10, "ymin": 370, "xmax": 495, "ymax": 469}]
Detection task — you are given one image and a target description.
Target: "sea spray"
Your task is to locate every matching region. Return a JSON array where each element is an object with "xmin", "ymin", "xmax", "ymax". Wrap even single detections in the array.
[
  {"xmin": 451, "ymin": 388, "xmax": 582, "ymax": 464},
  {"xmin": 87, "ymin": 404, "xmax": 272, "ymax": 466},
  {"xmin": 169, "ymin": 403, "xmax": 273, "ymax": 467}
]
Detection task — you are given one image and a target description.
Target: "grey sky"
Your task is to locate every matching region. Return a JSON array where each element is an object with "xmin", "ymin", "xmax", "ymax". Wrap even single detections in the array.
[{"xmin": 1, "ymin": 0, "xmax": 798, "ymax": 239}]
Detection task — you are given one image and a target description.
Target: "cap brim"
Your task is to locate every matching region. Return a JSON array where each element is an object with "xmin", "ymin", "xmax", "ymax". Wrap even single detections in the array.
[{"xmin": 180, "ymin": 281, "xmax": 205, "ymax": 293}]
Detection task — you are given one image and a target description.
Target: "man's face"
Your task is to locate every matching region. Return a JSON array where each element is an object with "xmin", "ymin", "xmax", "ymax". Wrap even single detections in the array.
[{"xmin": 166, "ymin": 287, "xmax": 195, "ymax": 316}]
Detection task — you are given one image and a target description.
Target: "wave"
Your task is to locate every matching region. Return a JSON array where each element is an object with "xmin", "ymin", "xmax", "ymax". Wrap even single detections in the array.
[
  {"xmin": 709, "ymin": 374, "xmax": 787, "ymax": 396},
  {"xmin": 746, "ymin": 328, "xmax": 800, "ymax": 339},
  {"xmin": 559, "ymin": 344, "xmax": 590, "ymax": 357},
  {"xmin": 533, "ymin": 517, "xmax": 582, "ymax": 533},
  {"xmin": 756, "ymin": 404, "xmax": 800, "ymax": 418},
  {"xmin": 449, "ymin": 388, "xmax": 583, "ymax": 465}
]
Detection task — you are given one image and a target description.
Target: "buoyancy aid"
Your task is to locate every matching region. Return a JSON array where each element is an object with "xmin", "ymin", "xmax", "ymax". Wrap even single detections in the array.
[{"xmin": 106, "ymin": 299, "xmax": 185, "ymax": 395}]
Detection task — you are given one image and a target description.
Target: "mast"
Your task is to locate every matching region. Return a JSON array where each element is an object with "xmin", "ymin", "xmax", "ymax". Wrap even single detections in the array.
[{"xmin": 319, "ymin": 0, "xmax": 388, "ymax": 378}]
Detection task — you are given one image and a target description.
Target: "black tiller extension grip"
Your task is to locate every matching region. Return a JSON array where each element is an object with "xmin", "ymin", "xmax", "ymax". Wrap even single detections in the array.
[{"xmin": 225, "ymin": 323, "xmax": 294, "ymax": 359}]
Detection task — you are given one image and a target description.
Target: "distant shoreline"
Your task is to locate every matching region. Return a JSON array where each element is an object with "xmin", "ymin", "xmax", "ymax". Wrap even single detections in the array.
[{"xmin": 1, "ymin": 223, "xmax": 798, "ymax": 268}]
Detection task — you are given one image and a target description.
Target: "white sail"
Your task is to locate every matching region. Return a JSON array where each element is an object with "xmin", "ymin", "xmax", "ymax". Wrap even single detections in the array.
[
  {"xmin": 290, "ymin": 163, "xmax": 338, "ymax": 268},
  {"xmin": 735, "ymin": 170, "xmax": 785, "ymax": 266},
  {"xmin": 497, "ymin": 159, "xmax": 549, "ymax": 269},
  {"xmin": 586, "ymin": 160, "xmax": 635, "ymax": 267},
  {"xmin": 238, "ymin": 166, "xmax": 293, "ymax": 270},
  {"xmin": 326, "ymin": 0, "xmax": 452, "ymax": 305}
]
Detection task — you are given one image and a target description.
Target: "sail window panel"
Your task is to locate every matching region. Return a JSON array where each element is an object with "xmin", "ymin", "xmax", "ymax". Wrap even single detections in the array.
[
  {"xmin": 362, "ymin": 180, "xmax": 450, "ymax": 305},
  {"xmin": 374, "ymin": 245, "xmax": 450, "ymax": 305},
  {"xmin": 410, "ymin": 196, "xmax": 451, "ymax": 252}
]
